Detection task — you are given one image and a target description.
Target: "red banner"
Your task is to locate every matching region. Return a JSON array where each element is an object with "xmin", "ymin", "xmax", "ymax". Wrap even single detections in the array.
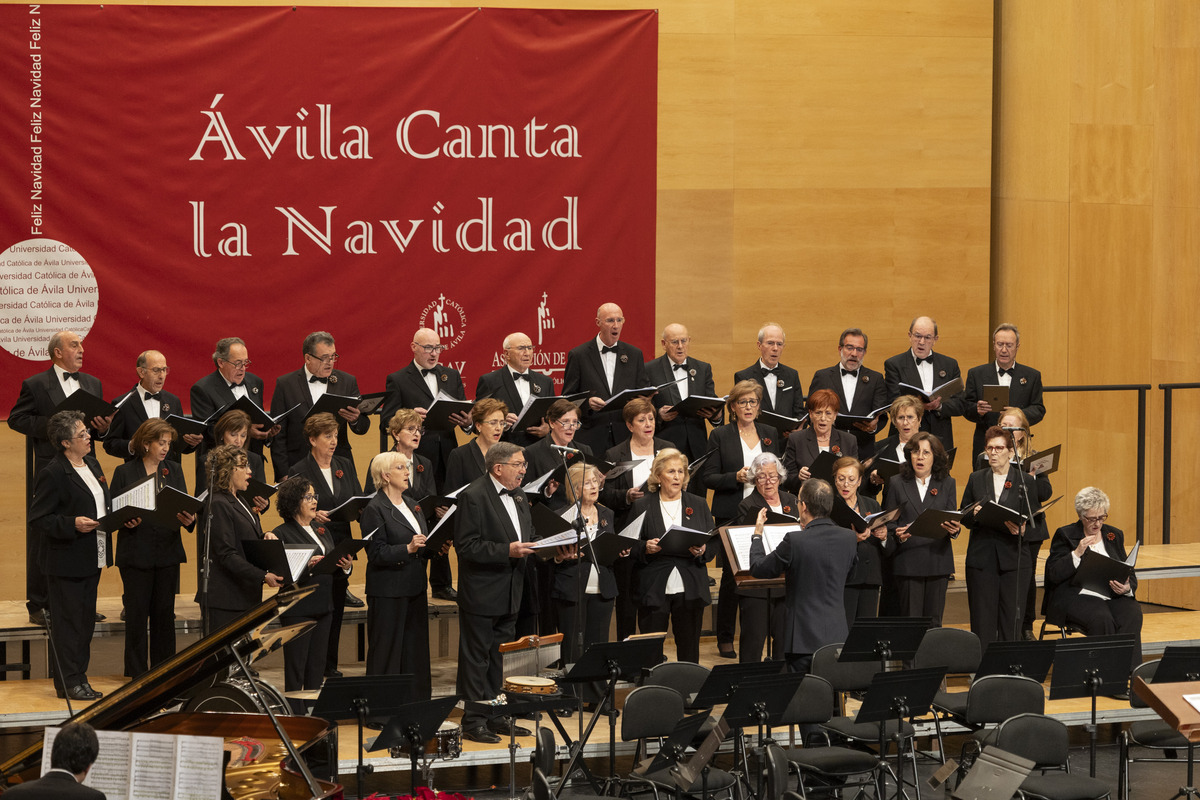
[{"xmin": 0, "ymin": 5, "xmax": 657, "ymax": 409}]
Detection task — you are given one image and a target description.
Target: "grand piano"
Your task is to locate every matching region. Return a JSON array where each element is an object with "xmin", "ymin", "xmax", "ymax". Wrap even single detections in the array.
[{"xmin": 0, "ymin": 586, "xmax": 343, "ymax": 799}]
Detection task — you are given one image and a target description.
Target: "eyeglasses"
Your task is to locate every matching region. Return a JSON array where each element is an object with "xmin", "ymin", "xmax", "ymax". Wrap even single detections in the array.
[
  {"xmin": 400, "ymin": 426, "xmax": 425, "ymax": 435},
  {"xmin": 555, "ymin": 420, "xmax": 582, "ymax": 430},
  {"xmin": 984, "ymin": 445, "xmax": 1009, "ymax": 453},
  {"xmin": 501, "ymin": 461, "xmax": 528, "ymax": 471},
  {"xmin": 479, "ymin": 419, "xmax": 506, "ymax": 428},
  {"xmin": 141, "ymin": 366, "xmax": 170, "ymax": 376},
  {"xmin": 221, "ymin": 358, "xmax": 252, "ymax": 369},
  {"xmin": 307, "ymin": 352, "xmax": 340, "ymax": 364},
  {"xmin": 834, "ymin": 475, "xmax": 859, "ymax": 485},
  {"xmin": 580, "ymin": 479, "xmax": 602, "ymax": 489},
  {"xmin": 994, "ymin": 342, "xmax": 1017, "ymax": 350},
  {"xmin": 910, "ymin": 333, "xmax": 936, "ymax": 342},
  {"xmin": 735, "ymin": 399, "xmax": 759, "ymax": 408},
  {"xmin": 72, "ymin": 431, "xmax": 91, "ymax": 439},
  {"xmin": 665, "ymin": 338, "xmax": 690, "ymax": 346},
  {"xmin": 234, "ymin": 461, "xmax": 250, "ymax": 470},
  {"xmin": 302, "ymin": 493, "xmax": 318, "ymax": 501},
  {"xmin": 394, "ymin": 464, "xmax": 412, "ymax": 472},
  {"xmin": 414, "ymin": 343, "xmax": 447, "ymax": 354},
  {"xmin": 755, "ymin": 473, "xmax": 779, "ymax": 484},
  {"xmin": 841, "ymin": 345, "xmax": 866, "ymax": 354},
  {"xmin": 506, "ymin": 345, "xmax": 534, "ymax": 353},
  {"xmin": 894, "ymin": 414, "xmax": 918, "ymax": 422},
  {"xmin": 761, "ymin": 340, "xmax": 785, "ymax": 348},
  {"xmin": 1081, "ymin": 514, "xmax": 1108, "ymax": 525}
]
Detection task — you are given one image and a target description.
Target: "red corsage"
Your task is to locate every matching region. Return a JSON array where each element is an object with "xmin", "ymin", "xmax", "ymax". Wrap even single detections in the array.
[
  {"xmin": 763, "ymin": 438, "xmax": 772, "ymax": 447},
  {"xmin": 416, "ymin": 464, "xmax": 425, "ymax": 472},
  {"xmin": 685, "ymin": 507, "xmax": 694, "ymax": 516},
  {"xmin": 831, "ymin": 446, "xmax": 841, "ymax": 455},
  {"xmin": 335, "ymin": 469, "xmax": 344, "ymax": 479},
  {"xmin": 783, "ymin": 505, "xmax": 792, "ymax": 513},
  {"xmin": 98, "ymin": 474, "xmax": 106, "ymax": 484},
  {"xmin": 1004, "ymin": 481, "xmax": 1012, "ymax": 489},
  {"xmin": 930, "ymin": 487, "xmax": 938, "ymax": 496},
  {"xmin": 1106, "ymin": 532, "xmax": 1116, "ymax": 541},
  {"xmin": 413, "ymin": 505, "xmax": 422, "ymax": 514},
  {"xmin": 316, "ymin": 526, "xmax": 326, "ymax": 536},
  {"xmin": 161, "ymin": 467, "xmax": 169, "ymax": 477}
]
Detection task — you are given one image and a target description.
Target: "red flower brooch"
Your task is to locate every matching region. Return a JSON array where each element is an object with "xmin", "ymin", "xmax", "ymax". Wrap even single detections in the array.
[
  {"xmin": 161, "ymin": 467, "xmax": 169, "ymax": 477},
  {"xmin": 783, "ymin": 505, "xmax": 792, "ymax": 513},
  {"xmin": 1004, "ymin": 481, "xmax": 1012, "ymax": 489},
  {"xmin": 1106, "ymin": 532, "xmax": 1116, "ymax": 541},
  {"xmin": 416, "ymin": 464, "xmax": 425, "ymax": 473},
  {"xmin": 685, "ymin": 507, "xmax": 694, "ymax": 516},
  {"xmin": 335, "ymin": 469, "xmax": 344, "ymax": 479},
  {"xmin": 763, "ymin": 438, "xmax": 772, "ymax": 447},
  {"xmin": 316, "ymin": 526, "xmax": 326, "ymax": 536},
  {"xmin": 98, "ymin": 474, "xmax": 106, "ymax": 484},
  {"xmin": 413, "ymin": 505, "xmax": 422, "ymax": 514},
  {"xmin": 831, "ymin": 446, "xmax": 841, "ymax": 455},
  {"xmin": 930, "ymin": 487, "xmax": 938, "ymax": 496}
]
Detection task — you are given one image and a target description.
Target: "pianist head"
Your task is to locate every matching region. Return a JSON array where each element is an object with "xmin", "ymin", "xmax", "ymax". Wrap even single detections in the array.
[{"xmin": 50, "ymin": 721, "xmax": 100, "ymax": 783}]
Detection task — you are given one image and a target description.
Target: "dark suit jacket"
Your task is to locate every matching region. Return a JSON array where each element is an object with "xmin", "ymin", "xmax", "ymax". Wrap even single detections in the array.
[
  {"xmin": 445, "ymin": 440, "xmax": 488, "ymax": 493},
  {"xmin": 8, "ymin": 368, "xmax": 104, "ymax": 461},
  {"xmin": 700, "ymin": 422, "xmax": 782, "ymax": 523},
  {"xmin": 1044, "ymin": 521, "xmax": 1137, "ymax": 623},
  {"xmin": 962, "ymin": 362, "xmax": 1046, "ymax": 459},
  {"xmin": 960, "ymin": 466, "xmax": 1042, "ymax": 572},
  {"xmin": 111, "ymin": 459, "xmax": 190, "ymax": 570},
  {"xmin": 522, "ymin": 436, "xmax": 594, "ymax": 512},
  {"xmin": 736, "ymin": 489, "xmax": 800, "ymax": 522},
  {"xmin": 104, "ymin": 386, "xmax": 194, "ymax": 462},
  {"xmin": 270, "ymin": 368, "xmax": 370, "ymax": 479},
  {"xmin": 189, "ymin": 369, "xmax": 268, "ymax": 485},
  {"xmin": 808, "ymin": 364, "xmax": 889, "ymax": 459},
  {"xmin": 361, "ymin": 492, "xmax": 430, "ymax": 599},
  {"xmin": 3, "ymin": 770, "xmax": 106, "ymax": 799},
  {"xmin": 749, "ymin": 517, "xmax": 858, "ymax": 655},
  {"xmin": 205, "ymin": 490, "xmax": 266, "ymax": 612},
  {"xmin": 551, "ymin": 504, "xmax": 619, "ymax": 601},
  {"xmin": 781, "ymin": 428, "xmax": 859, "ymax": 494},
  {"xmin": 30, "ymin": 454, "xmax": 112, "ymax": 577},
  {"xmin": 381, "ymin": 363, "xmax": 466, "ymax": 488},
  {"xmin": 840, "ymin": 493, "xmax": 888, "ymax": 586},
  {"xmin": 363, "ymin": 451, "xmax": 436, "ymax": 502},
  {"xmin": 272, "ymin": 518, "xmax": 336, "ymax": 617},
  {"xmin": 882, "ymin": 350, "xmax": 964, "ymax": 450},
  {"xmin": 734, "ymin": 362, "xmax": 805, "ymax": 421},
  {"xmin": 632, "ymin": 491, "xmax": 714, "ymax": 607},
  {"xmin": 645, "ymin": 355, "xmax": 719, "ymax": 460},
  {"xmin": 599, "ymin": 437, "xmax": 673, "ymax": 523},
  {"xmin": 289, "ymin": 453, "xmax": 361, "ymax": 546},
  {"xmin": 884, "ymin": 474, "xmax": 958, "ymax": 577},
  {"xmin": 475, "ymin": 367, "xmax": 555, "ymax": 447},
  {"xmin": 454, "ymin": 475, "xmax": 534, "ymax": 616},
  {"xmin": 563, "ymin": 338, "xmax": 648, "ymax": 453}
]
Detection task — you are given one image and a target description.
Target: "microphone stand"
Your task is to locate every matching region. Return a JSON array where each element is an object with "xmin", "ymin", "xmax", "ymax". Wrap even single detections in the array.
[
  {"xmin": 200, "ymin": 455, "xmax": 218, "ymax": 638},
  {"xmin": 1011, "ymin": 442, "xmax": 1037, "ymax": 642}
]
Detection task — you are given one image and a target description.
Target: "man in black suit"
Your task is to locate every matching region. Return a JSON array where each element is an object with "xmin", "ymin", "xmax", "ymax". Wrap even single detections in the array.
[
  {"xmin": 646, "ymin": 323, "xmax": 721, "ymax": 462},
  {"xmin": 6, "ymin": 722, "xmax": 106, "ymax": 799},
  {"xmin": 270, "ymin": 331, "xmax": 371, "ymax": 479},
  {"xmin": 8, "ymin": 330, "xmax": 111, "ymax": 625},
  {"xmin": 454, "ymin": 442, "xmax": 537, "ymax": 744},
  {"xmin": 380, "ymin": 327, "xmax": 471, "ymax": 487},
  {"xmin": 883, "ymin": 316, "xmax": 965, "ymax": 451},
  {"xmin": 564, "ymin": 302, "xmax": 649, "ymax": 454},
  {"xmin": 749, "ymin": 479, "xmax": 858, "ymax": 674},
  {"xmin": 733, "ymin": 322, "xmax": 804, "ymax": 431},
  {"xmin": 962, "ymin": 323, "xmax": 1046, "ymax": 461},
  {"xmin": 380, "ymin": 327, "xmax": 470, "ymax": 600},
  {"xmin": 475, "ymin": 331, "xmax": 554, "ymax": 448},
  {"xmin": 189, "ymin": 337, "xmax": 275, "ymax": 489},
  {"xmin": 104, "ymin": 350, "xmax": 202, "ymax": 463},
  {"xmin": 808, "ymin": 328, "xmax": 890, "ymax": 463}
]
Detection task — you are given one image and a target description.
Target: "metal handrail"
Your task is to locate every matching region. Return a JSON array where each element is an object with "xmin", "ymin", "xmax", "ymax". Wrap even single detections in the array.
[
  {"xmin": 1043, "ymin": 384, "xmax": 1150, "ymax": 543},
  {"xmin": 1159, "ymin": 383, "xmax": 1200, "ymax": 543}
]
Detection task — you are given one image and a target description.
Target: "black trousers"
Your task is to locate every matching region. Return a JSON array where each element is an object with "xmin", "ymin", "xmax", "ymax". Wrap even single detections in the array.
[
  {"xmin": 428, "ymin": 551, "xmax": 453, "ymax": 591},
  {"xmin": 366, "ymin": 594, "xmax": 431, "ymax": 699},
  {"xmin": 895, "ymin": 576, "xmax": 949, "ymax": 628},
  {"xmin": 1023, "ymin": 541, "xmax": 1043, "ymax": 629},
  {"xmin": 46, "ymin": 572, "xmax": 100, "ymax": 688},
  {"xmin": 557, "ymin": 593, "xmax": 614, "ymax": 703},
  {"xmin": 843, "ymin": 584, "xmax": 880, "ymax": 631},
  {"xmin": 282, "ymin": 611, "xmax": 332, "ymax": 692},
  {"xmin": 966, "ymin": 563, "xmax": 1031, "ymax": 649},
  {"xmin": 459, "ymin": 610, "xmax": 517, "ymax": 731},
  {"xmin": 1065, "ymin": 594, "xmax": 1144, "ymax": 670},
  {"xmin": 325, "ymin": 570, "xmax": 349, "ymax": 676},
  {"xmin": 716, "ymin": 555, "xmax": 738, "ymax": 646},
  {"xmin": 738, "ymin": 591, "xmax": 785, "ymax": 663},
  {"xmin": 613, "ymin": 558, "xmax": 639, "ymax": 641},
  {"xmin": 120, "ymin": 564, "xmax": 179, "ymax": 678},
  {"xmin": 639, "ymin": 595, "xmax": 705, "ymax": 663}
]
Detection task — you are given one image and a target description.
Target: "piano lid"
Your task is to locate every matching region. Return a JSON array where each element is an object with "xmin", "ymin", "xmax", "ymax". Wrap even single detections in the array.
[{"xmin": 0, "ymin": 584, "xmax": 315, "ymax": 782}]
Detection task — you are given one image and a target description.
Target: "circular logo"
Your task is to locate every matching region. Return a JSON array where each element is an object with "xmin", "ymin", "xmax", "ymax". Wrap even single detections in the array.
[
  {"xmin": 0, "ymin": 239, "xmax": 99, "ymax": 360},
  {"xmin": 418, "ymin": 293, "xmax": 467, "ymax": 350}
]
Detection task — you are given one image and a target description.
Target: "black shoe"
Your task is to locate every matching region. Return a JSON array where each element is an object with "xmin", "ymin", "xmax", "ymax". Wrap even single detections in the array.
[
  {"xmin": 553, "ymin": 707, "xmax": 574, "ymax": 718},
  {"xmin": 1111, "ymin": 691, "xmax": 1130, "ymax": 702},
  {"xmin": 718, "ymin": 645, "xmax": 737, "ymax": 659},
  {"xmin": 344, "ymin": 589, "xmax": 365, "ymax": 608},
  {"xmin": 464, "ymin": 726, "xmax": 502, "ymax": 744},
  {"xmin": 708, "ymin": 576, "xmax": 716, "ymax": 586},
  {"xmin": 431, "ymin": 587, "xmax": 458, "ymax": 601},
  {"xmin": 490, "ymin": 720, "xmax": 532, "ymax": 737},
  {"xmin": 325, "ymin": 669, "xmax": 343, "ymax": 679},
  {"xmin": 95, "ymin": 612, "xmax": 106, "ymax": 622},
  {"xmin": 120, "ymin": 609, "xmax": 126, "ymax": 621},
  {"xmin": 28, "ymin": 610, "xmax": 46, "ymax": 627},
  {"xmin": 81, "ymin": 682, "xmax": 103, "ymax": 699},
  {"xmin": 66, "ymin": 684, "xmax": 101, "ymax": 701}
]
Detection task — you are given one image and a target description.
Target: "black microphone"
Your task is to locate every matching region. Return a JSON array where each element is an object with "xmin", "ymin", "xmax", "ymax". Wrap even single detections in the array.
[{"xmin": 550, "ymin": 444, "xmax": 583, "ymax": 455}]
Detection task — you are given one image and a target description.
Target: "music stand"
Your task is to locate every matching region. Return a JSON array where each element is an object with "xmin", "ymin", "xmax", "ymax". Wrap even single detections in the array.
[
  {"xmin": 1049, "ymin": 633, "xmax": 1136, "ymax": 776},
  {"xmin": 631, "ymin": 712, "xmax": 711, "ymax": 800},
  {"xmin": 1154, "ymin": 646, "xmax": 1200, "ymax": 683},
  {"xmin": 1133, "ymin": 676, "xmax": 1200, "ymax": 800},
  {"xmin": 951, "ymin": 745, "xmax": 1034, "ymax": 800},
  {"xmin": 313, "ymin": 674, "xmax": 415, "ymax": 799},
  {"xmin": 853, "ymin": 666, "xmax": 946, "ymax": 800},
  {"xmin": 721, "ymin": 673, "xmax": 806, "ymax": 797},
  {"xmin": 558, "ymin": 638, "xmax": 664, "ymax": 792},
  {"xmin": 975, "ymin": 640, "xmax": 1057, "ymax": 681},
  {"xmin": 840, "ymin": 617, "xmax": 932, "ymax": 673},
  {"xmin": 690, "ymin": 661, "xmax": 785, "ymax": 708},
  {"xmin": 367, "ymin": 695, "xmax": 459, "ymax": 796}
]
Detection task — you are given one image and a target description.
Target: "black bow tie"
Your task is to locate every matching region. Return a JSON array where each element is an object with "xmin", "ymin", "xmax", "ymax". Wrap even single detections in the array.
[
  {"xmin": 419, "ymin": 368, "xmax": 435, "ymax": 378},
  {"xmin": 228, "ymin": 381, "xmax": 243, "ymax": 389},
  {"xmin": 840, "ymin": 368, "xmax": 858, "ymax": 378},
  {"xmin": 499, "ymin": 488, "xmax": 517, "ymax": 497},
  {"xmin": 61, "ymin": 371, "xmax": 79, "ymax": 381},
  {"xmin": 914, "ymin": 355, "xmax": 933, "ymax": 365},
  {"xmin": 761, "ymin": 366, "xmax": 777, "ymax": 375},
  {"xmin": 512, "ymin": 372, "xmax": 530, "ymax": 381},
  {"xmin": 144, "ymin": 392, "xmax": 161, "ymax": 402},
  {"xmin": 309, "ymin": 375, "xmax": 329, "ymax": 384},
  {"xmin": 998, "ymin": 368, "xmax": 1014, "ymax": 377},
  {"xmin": 672, "ymin": 362, "xmax": 688, "ymax": 372},
  {"xmin": 601, "ymin": 345, "xmax": 618, "ymax": 355}
]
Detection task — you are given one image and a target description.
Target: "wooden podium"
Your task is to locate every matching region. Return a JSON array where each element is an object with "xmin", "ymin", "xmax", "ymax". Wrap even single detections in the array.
[{"xmin": 1133, "ymin": 677, "xmax": 1200, "ymax": 741}]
